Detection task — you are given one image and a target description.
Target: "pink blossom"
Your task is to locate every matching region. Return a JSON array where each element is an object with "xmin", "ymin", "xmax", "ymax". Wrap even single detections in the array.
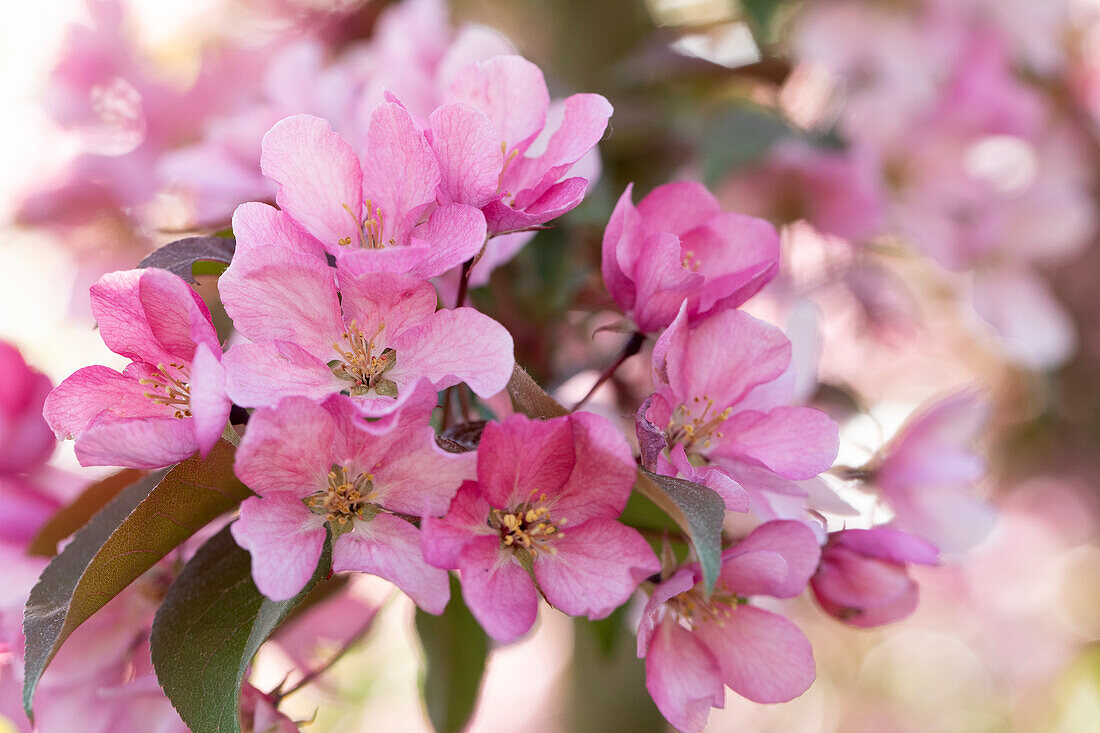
[
  {"xmin": 258, "ymin": 109, "xmax": 486, "ymax": 279},
  {"xmin": 420, "ymin": 412, "xmax": 659, "ymax": 642},
  {"xmin": 0, "ymin": 342, "xmax": 55, "ymax": 475},
  {"xmin": 601, "ymin": 181, "xmax": 779, "ymax": 334},
  {"xmin": 218, "ymin": 246, "xmax": 513, "ymax": 416},
  {"xmin": 43, "ymin": 268, "xmax": 230, "ymax": 468},
  {"xmin": 638, "ymin": 305, "xmax": 838, "ymax": 518},
  {"xmin": 435, "ymin": 55, "xmax": 612, "ymax": 236},
  {"xmin": 230, "ymin": 382, "xmax": 466, "ymax": 609},
  {"xmin": 870, "ymin": 389, "xmax": 994, "ymax": 553},
  {"xmin": 637, "ymin": 521, "xmax": 821, "ymax": 731},
  {"xmin": 811, "ymin": 527, "xmax": 939, "ymax": 627}
]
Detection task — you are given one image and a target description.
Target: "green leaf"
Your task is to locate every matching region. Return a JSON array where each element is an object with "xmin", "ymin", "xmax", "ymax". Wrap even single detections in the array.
[
  {"xmin": 635, "ymin": 469, "xmax": 725, "ymax": 594},
  {"xmin": 415, "ymin": 576, "xmax": 489, "ymax": 733},
  {"xmin": 138, "ymin": 235, "xmax": 236, "ymax": 284},
  {"xmin": 701, "ymin": 104, "xmax": 792, "ymax": 184},
  {"xmin": 505, "ymin": 364, "xmax": 568, "ymax": 418},
  {"xmin": 151, "ymin": 525, "xmax": 332, "ymax": 733},
  {"xmin": 26, "ymin": 468, "xmax": 146, "ymax": 557},
  {"xmin": 22, "ymin": 441, "xmax": 250, "ymax": 718}
]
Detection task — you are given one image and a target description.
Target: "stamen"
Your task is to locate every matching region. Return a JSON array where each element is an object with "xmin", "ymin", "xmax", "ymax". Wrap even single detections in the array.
[{"xmin": 140, "ymin": 364, "xmax": 193, "ymax": 419}]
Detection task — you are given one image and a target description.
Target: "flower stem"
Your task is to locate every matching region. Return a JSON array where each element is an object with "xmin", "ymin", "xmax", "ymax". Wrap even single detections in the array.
[{"xmin": 572, "ymin": 331, "xmax": 645, "ymax": 411}]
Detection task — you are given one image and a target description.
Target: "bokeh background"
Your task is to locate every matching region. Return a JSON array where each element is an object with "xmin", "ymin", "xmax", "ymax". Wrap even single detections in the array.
[{"xmin": 2, "ymin": 0, "xmax": 1099, "ymax": 731}]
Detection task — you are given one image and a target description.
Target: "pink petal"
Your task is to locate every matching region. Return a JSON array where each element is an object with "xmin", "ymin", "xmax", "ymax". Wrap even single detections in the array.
[
  {"xmin": 219, "ymin": 247, "xmax": 343, "ymax": 357},
  {"xmin": 694, "ymin": 605, "xmax": 815, "ymax": 704},
  {"xmin": 551, "ymin": 411, "xmax": 638, "ymax": 524},
  {"xmin": 483, "ymin": 176, "xmax": 588, "ymax": 232},
  {"xmin": 234, "ymin": 397, "xmax": 335, "ymax": 496},
  {"xmin": 421, "ymin": 482, "xmax": 496, "ymax": 569},
  {"xmin": 458, "ymin": 535, "xmax": 539, "ymax": 643},
  {"xmin": 74, "ymin": 413, "xmax": 199, "ymax": 468},
  {"xmin": 430, "ymin": 102, "xmax": 503, "ymax": 207},
  {"xmin": 336, "ymin": 243, "xmax": 434, "ymax": 277},
  {"xmin": 230, "ymin": 202, "xmax": 326, "ymax": 260},
  {"xmin": 814, "ymin": 576, "xmax": 919, "ymax": 628},
  {"xmin": 711, "ymin": 406, "xmax": 839, "ymax": 480},
  {"xmin": 683, "ymin": 211, "xmax": 779, "ymax": 314},
  {"xmin": 222, "ymin": 341, "xmax": 343, "ymax": 409},
  {"xmin": 391, "ymin": 307, "xmax": 514, "ymax": 397},
  {"xmin": 833, "ymin": 527, "xmax": 940, "ymax": 566},
  {"xmin": 812, "ymin": 547, "xmax": 913, "ymax": 612},
  {"xmin": 477, "ymin": 414, "xmax": 575, "ymax": 510},
  {"xmin": 665, "ymin": 444, "xmax": 750, "ymax": 513},
  {"xmin": 723, "ymin": 520, "xmax": 822, "ymax": 598},
  {"xmin": 601, "ymin": 184, "xmax": 639, "ymax": 312},
  {"xmin": 231, "ymin": 494, "xmax": 327, "ymax": 601},
  {"xmin": 44, "ymin": 365, "xmax": 169, "ymax": 440},
  {"xmin": 334, "ymin": 513, "xmax": 451, "ymax": 614},
  {"xmin": 636, "ymin": 181, "xmax": 722, "ymax": 237},
  {"xmin": 188, "ymin": 342, "xmax": 230, "ymax": 457},
  {"xmin": 629, "ymin": 232, "xmax": 704, "ymax": 334},
  {"xmin": 405, "ymin": 203, "xmax": 487, "ymax": 279},
  {"xmin": 361, "ymin": 101, "xmax": 441, "ymax": 245},
  {"xmin": 970, "ymin": 267, "xmax": 1077, "ymax": 369},
  {"xmin": 715, "ymin": 550, "xmax": 790, "ymax": 599},
  {"xmin": 534, "ymin": 518, "xmax": 658, "ymax": 619},
  {"xmin": 261, "ymin": 114, "xmax": 363, "ymax": 250},
  {"xmin": 645, "ymin": 622, "xmax": 725, "ymax": 733},
  {"xmin": 335, "ymin": 270, "xmax": 438, "ymax": 338},
  {"xmin": 637, "ymin": 567, "xmax": 697, "ymax": 656},
  {"xmin": 446, "ymin": 55, "xmax": 550, "ymax": 153}
]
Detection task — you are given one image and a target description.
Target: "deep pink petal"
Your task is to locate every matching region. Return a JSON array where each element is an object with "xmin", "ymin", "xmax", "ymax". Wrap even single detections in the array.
[
  {"xmin": 261, "ymin": 114, "xmax": 363, "ymax": 250},
  {"xmin": 231, "ymin": 494, "xmax": 326, "ymax": 601},
  {"xmin": 645, "ymin": 622, "xmax": 724, "ymax": 733},
  {"xmin": 222, "ymin": 341, "xmax": 343, "ymax": 408},
  {"xmin": 457, "ymin": 535, "xmax": 539, "ymax": 643},
  {"xmin": 421, "ymin": 482, "xmax": 495, "ymax": 569},
  {"xmin": 665, "ymin": 444, "xmax": 750, "ymax": 513},
  {"xmin": 551, "ymin": 411, "xmax": 638, "ymax": 524},
  {"xmin": 683, "ymin": 211, "xmax": 780, "ymax": 314},
  {"xmin": 234, "ymin": 397, "xmax": 335, "ymax": 496},
  {"xmin": 334, "ymin": 513, "xmax": 451, "ymax": 614},
  {"xmin": 694, "ymin": 605, "xmax": 815, "ymax": 704},
  {"xmin": 219, "ymin": 247, "xmax": 343, "ymax": 357},
  {"xmin": 601, "ymin": 184, "xmax": 639, "ymax": 313},
  {"xmin": 477, "ymin": 414, "xmax": 575, "ymax": 510},
  {"xmin": 813, "ymin": 575, "xmax": 920, "ymax": 628},
  {"xmin": 188, "ymin": 342, "xmax": 230, "ymax": 456},
  {"xmin": 723, "ymin": 520, "xmax": 822, "ymax": 598},
  {"xmin": 715, "ymin": 550, "xmax": 790, "ymax": 599},
  {"xmin": 812, "ymin": 547, "xmax": 913, "ymax": 612},
  {"xmin": 630, "ymin": 232, "xmax": 704, "ymax": 334},
  {"xmin": 534, "ymin": 518, "xmax": 658, "ymax": 619},
  {"xmin": 483, "ymin": 176, "xmax": 588, "ymax": 232},
  {"xmin": 833, "ymin": 527, "xmax": 940, "ymax": 566},
  {"xmin": 637, "ymin": 567, "xmax": 697, "ymax": 656},
  {"xmin": 636, "ymin": 180, "xmax": 722, "ymax": 237},
  {"xmin": 430, "ymin": 102, "xmax": 503, "ymax": 207}
]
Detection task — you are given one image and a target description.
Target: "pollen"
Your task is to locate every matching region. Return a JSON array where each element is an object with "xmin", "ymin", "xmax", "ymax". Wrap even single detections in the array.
[
  {"xmin": 139, "ymin": 363, "xmax": 192, "ymax": 419},
  {"xmin": 340, "ymin": 200, "xmax": 394, "ymax": 249},
  {"xmin": 329, "ymin": 320, "xmax": 399, "ymax": 397},
  {"xmin": 490, "ymin": 494, "xmax": 566, "ymax": 557},
  {"xmin": 304, "ymin": 463, "xmax": 375, "ymax": 525},
  {"xmin": 666, "ymin": 396, "xmax": 732, "ymax": 452}
]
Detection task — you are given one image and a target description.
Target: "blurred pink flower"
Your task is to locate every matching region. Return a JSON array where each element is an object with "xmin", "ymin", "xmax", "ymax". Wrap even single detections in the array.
[
  {"xmin": 421, "ymin": 412, "xmax": 659, "ymax": 642},
  {"xmin": 0, "ymin": 343, "xmax": 55, "ymax": 475},
  {"xmin": 44, "ymin": 269, "xmax": 230, "ymax": 468},
  {"xmin": 601, "ymin": 181, "xmax": 779, "ymax": 333}
]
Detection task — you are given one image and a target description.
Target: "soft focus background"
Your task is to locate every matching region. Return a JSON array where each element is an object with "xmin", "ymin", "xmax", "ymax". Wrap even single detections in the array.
[{"xmin": 2, "ymin": 0, "xmax": 1100, "ymax": 731}]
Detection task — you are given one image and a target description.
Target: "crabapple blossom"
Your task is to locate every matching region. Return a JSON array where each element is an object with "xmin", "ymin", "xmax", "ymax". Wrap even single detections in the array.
[
  {"xmin": 811, "ymin": 527, "xmax": 939, "ymax": 627},
  {"xmin": 43, "ymin": 268, "xmax": 230, "ymax": 469},
  {"xmin": 230, "ymin": 381, "xmax": 466, "ymax": 609},
  {"xmin": 0, "ymin": 341, "xmax": 55, "ymax": 475},
  {"xmin": 638, "ymin": 304, "xmax": 839, "ymax": 519},
  {"xmin": 421, "ymin": 412, "xmax": 659, "ymax": 642},
  {"xmin": 218, "ymin": 248, "xmax": 513, "ymax": 416},
  {"xmin": 601, "ymin": 181, "xmax": 780, "ymax": 333},
  {"xmin": 637, "ymin": 520, "xmax": 821, "ymax": 731}
]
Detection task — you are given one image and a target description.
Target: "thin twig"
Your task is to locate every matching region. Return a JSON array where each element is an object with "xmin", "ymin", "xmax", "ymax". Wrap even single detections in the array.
[{"xmin": 572, "ymin": 331, "xmax": 646, "ymax": 411}]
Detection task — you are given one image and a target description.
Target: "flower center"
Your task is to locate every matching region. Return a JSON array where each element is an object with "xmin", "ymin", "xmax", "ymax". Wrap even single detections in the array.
[
  {"xmin": 304, "ymin": 464, "xmax": 377, "ymax": 527},
  {"xmin": 681, "ymin": 249, "xmax": 702, "ymax": 272},
  {"xmin": 329, "ymin": 320, "xmax": 399, "ymax": 397},
  {"xmin": 666, "ymin": 396, "xmax": 731, "ymax": 452},
  {"xmin": 667, "ymin": 586, "xmax": 745, "ymax": 628},
  {"xmin": 490, "ymin": 497, "xmax": 567, "ymax": 557},
  {"xmin": 338, "ymin": 201, "xmax": 393, "ymax": 249},
  {"xmin": 139, "ymin": 363, "xmax": 192, "ymax": 419}
]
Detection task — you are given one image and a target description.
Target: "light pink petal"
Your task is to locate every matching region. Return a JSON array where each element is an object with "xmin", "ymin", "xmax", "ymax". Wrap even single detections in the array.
[
  {"xmin": 234, "ymin": 397, "xmax": 335, "ymax": 496},
  {"xmin": 261, "ymin": 114, "xmax": 363, "ymax": 250},
  {"xmin": 535, "ymin": 518, "xmax": 659, "ymax": 619},
  {"xmin": 369, "ymin": 428, "xmax": 475, "ymax": 518},
  {"xmin": 812, "ymin": 547, "xmax": 913, "ymax": 612},
  {"xmin": 335, "ymin": 270, "xmax": 438, "ymax": 338},
  {"xmin": 457, "ymin": 535, "xmax": 539, "ymax": 643},
  {"xmin": 694, "ymin": 605, "xmax": 815, "ymax": 704},
  {"xmin": 630, "ymin": 232, "xmax": 704, "ymax": 334},
  {"xmin": 715, "ymin": 550, "xmax": 790, "ymax": 599},
  {"xmin": 637, "ymin": 181, "xmax": 722, "ymax": 237},
  {"xmin": 813, "ymin": 575, "xmax": 919, "ymax": 628},
  {"xmin": 188, "ymin": 342, "xmax": 230, "ymax": 456},
  {"xmin": 230, "ymin": 202, "xmax": 326, "ymax": 260},
  {"xmin": 391, "ymin": 307, "xmax": 514, "ymax": 397},
  {"xmin": 551, "ymin": 411, "xmax": 638, "ymax": 524},
  {"xmin": 360, "ymin": 101, "xmax": 440, "ymax": 244},
  {"xmin": 219, "ymin": 247, "xmax": 343, "ymax": 357},
  {"xmin": 334, "ymin": 513, "xmax": 451, "ymax": 614},
  {"xmin": 886, "ymin": 484, "xmax": 996, "ymax": 555},
  {"xmin": 430, "ymin": 102, "xmax": 503, "ymax": 207},
  {"xmin": 74, "ymin": 415, "xmax": 199, "ymax": 469},
  {"xmin": 231, "ymin": 494, "xmax": 326, "ymax": 601},
  {"xmin": 833, "ymin": 527, "xmax": 940, "ymax": 566},
  {"xmin": 645, "ymin": 622, "xmax": 724, "ymax": 733},
  {"xmin": 601, "ymin": 184, "xmax": 639, "ymax": 312},
  {"xmin": 437, "ymin": 26, "xmax": 517, "ymax": 89},
  {"xmin": 665, "ymin": 444, "xmax": 750, "ymax": 513},
  {"xmin": 637, "ymin": 567, "xmax": 697, "ymax": 656},
  {"xmin": 44, "ymin": 365, "xmax": 169, "ymax": 440},
  {"xmin": 446, "ymin": 55, "xmax": 550, "ymax": 153},
  {"xmin": 421, "ymin": 482, "xmax": 495, "ymax": 569},
  {"xmin": 505, "ymin": 93, "xmax": 612, "ymax": 197},
  {"xmin": 484, "ymin": 176, "xmax": 588, "ymax": 232},
  {"xmin": 477, "ymin": 414, "xmax": 575, "ymax": 510},
  {"xmin": 970, "ymin": 267, "xmax": 1077, "ymax": 369},
  {"xmin": 222, "ymin": 341, "xmax": 343, "ymax": 408},
  {"xmin": 336, "ymin": 243, "xmax": 433, "ymax": 277},
  {"xmin": 405, "ymin": 203, "xmax": 487, "ymax": 279},
  {"xmin": 723, "ymin": 520, "xmax": 822, "ymax": 598},
  {"xmin": 711, "ymin": 406, "xmax": 838, "ymax": 480}
]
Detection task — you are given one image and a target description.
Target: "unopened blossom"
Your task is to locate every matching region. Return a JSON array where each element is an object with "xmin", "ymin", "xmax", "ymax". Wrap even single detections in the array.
[
  {"xmin": 866, "ymin": 389, "xmax": 994, "ymax": 553},
  {"xmin": 638, "ymin": 521, "xmax": 821, "ymax": 731},
  {"xmin": 219, "ymin": 247, "xmax": 513, "ymax": 416},
  {"xmin": 421, "ymin": 412, "xmax": 659, "ymax": 642},
  {"xmin": 43, "ymin": 268, "xmax": 230, "ymax": 468},
  {"xmin": 0, "ymin": 341, "xmax": 55, "ymax": 474},
  {"xmin": 259, "ymin": 106, "xmax": 486, "ymax": 279},
  {"xmin": 434, "ymin": 54, "xmax": 612, "ymax": 236},
  {"xmin": 231, "ymin": 382, "xmax": 466, "ymax": 609},
  {"xmin": 601, "ymin": 181, "xmax": 780, "ymax": 334},
  {"xmin": 811, "ymin": 527, "xmax": 939, "ymax": 627},
  {"xmin": 638, "ymin": 305, "xmax": 838, "ymax": 518}
]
